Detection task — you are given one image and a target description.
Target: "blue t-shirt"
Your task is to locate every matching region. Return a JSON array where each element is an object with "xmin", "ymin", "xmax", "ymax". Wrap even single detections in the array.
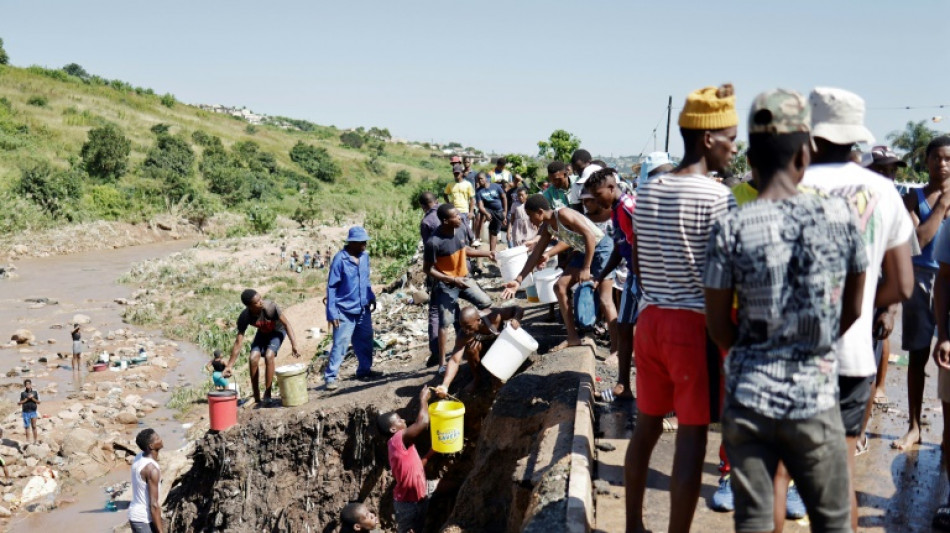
[
  {"xmin": 476, "ymin": 183, "xmax": 505, "ymax": 211},
  {"xmin": 933, "ymin": 218, "xmax": 950, "ymax": 266},
  {"xmin": 913, "ymin": 187, "xmax": 940, "ymax": 269}
]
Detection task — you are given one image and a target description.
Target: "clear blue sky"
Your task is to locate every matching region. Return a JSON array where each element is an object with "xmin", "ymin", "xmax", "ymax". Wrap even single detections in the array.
[{"xmin": 2, "ymin": 1, "xmax": 948, "ymax": 157}]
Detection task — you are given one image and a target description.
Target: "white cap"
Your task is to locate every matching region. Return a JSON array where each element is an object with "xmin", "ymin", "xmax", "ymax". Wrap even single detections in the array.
[
  {"xmin": 639, "ymin": 152, "xmax": 673, "ymax": 185},
  {"xmin": 809, "ymin": 87, "xmax": 875, "ymax": 146}
]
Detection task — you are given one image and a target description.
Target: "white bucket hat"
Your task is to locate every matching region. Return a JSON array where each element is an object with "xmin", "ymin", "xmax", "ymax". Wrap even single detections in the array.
[{"xmin": 809, "ymin": 87, "xmax": 875, "ymax": 146}]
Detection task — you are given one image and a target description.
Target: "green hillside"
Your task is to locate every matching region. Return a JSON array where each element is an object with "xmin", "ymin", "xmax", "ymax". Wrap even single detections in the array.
[{"xmin": 0, "ymin": 62, "xmax": 451, "ymax": 236}]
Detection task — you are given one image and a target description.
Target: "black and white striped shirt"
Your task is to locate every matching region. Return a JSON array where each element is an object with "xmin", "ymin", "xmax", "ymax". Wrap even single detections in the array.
[{"xmin": 633, "ymin": 173, "xmax": 735, "ymax": 311}]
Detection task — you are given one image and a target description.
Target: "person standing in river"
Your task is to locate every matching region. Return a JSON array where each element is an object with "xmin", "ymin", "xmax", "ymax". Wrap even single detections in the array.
[
  {"xmin": 224, "ymin": 289, "xmax": 301, "ymax": 404},
  {"xmin": 71, "ymin": 323, "xmax": 82, "ymax": 369},
  {"xmin": 129, "ymin": 428, "xmax": 164, "ymax": 533},
  {"xmin": 18, "ymin": 379, "xmax": 40, "ymax": 444}
]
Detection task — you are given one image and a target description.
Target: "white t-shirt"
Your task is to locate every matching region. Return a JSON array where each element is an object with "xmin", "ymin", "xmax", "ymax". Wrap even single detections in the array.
[{"xmin": 802, "ymin": 162, "xmax": 914, "ymax": 376}]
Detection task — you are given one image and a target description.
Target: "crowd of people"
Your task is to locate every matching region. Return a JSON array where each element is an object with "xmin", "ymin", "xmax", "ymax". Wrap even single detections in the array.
[{"xmin": 108, "ymin": 82, "xmax": 950, "ymax": 532}]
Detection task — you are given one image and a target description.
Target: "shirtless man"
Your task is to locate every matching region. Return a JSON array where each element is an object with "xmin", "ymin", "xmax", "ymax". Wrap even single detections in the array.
[{"xmin": 434, "ymin": 305, "xmax": 524, "ymax": 397}]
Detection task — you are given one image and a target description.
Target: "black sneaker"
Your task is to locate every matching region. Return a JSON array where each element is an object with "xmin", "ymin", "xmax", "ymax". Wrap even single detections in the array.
[
  {"xmin": 425, "ymin": 354, "xmax": 439, "ymax": 367},
  {"xmin": 357, "ymin": 370, "xmax": 385, "ymax": 381}
]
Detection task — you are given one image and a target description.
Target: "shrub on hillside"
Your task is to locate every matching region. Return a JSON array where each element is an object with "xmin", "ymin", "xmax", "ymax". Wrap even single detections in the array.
[
  {"xmin": 80, "ymin": 124, "xmax": 131, "ymax": 183},
  {"xmin": 245, "ymin": 124, "xmax": 257, "ymax": 135},
  {"xmin": 191, "ymin": 130, "xmax": 214, "ymax": 147},
  {"xmin": 17, "ymin": 161, "xmax": 82, "ymax": 219},
  {"xmin": 27, "ymin": 95, "xmax": 48, "ymax": 107},
  {"xmin": 393, "ymin": 169, "xmax": 411, "ymax": 187},
  {"xmin": 291, "ymin": 191, "xmax": 320, "ymax": 228},
  {"xmin": 340, "ymin": 131, "xmax": 364, "ymax": 149},
  {"xmin": 80, "ymin": 184, "xmax": 130, "ymax": 220},
  {"xmin": 0, "ymin": 193, "xmax": 50, "ymax": 233},
  {"xmin": 143, "ymin": 134, "xmax": 196, "ymax": 200},
  {"xmin": 0, "ymin": 38, "xmax": 8, "ymax": 65},
  {"xmin": 160, "ymin": 93, "xmax": 176, "ymax": 108},
  {"xmin": 62, "ymin": 63, "xmax": 89, "ymax": 80},
  {"xmin": 245, "ymin": 205, "xmax": 276, "ymax": 234},
  {"xmin": 150, "ymin": 123, "xmax": 171, "ymax": 136},
  {"xmin": 289, "ymin": 141, "xmax": 340, "ymax": 183}
]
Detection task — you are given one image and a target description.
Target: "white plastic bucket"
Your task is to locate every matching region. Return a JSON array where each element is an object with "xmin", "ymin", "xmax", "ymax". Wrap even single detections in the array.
[
  {"xmin": 482, "ymin": 325, "xmax": 539, "ymax": 381},
  {"xmin": 535, "ymin": 268, "xmax": 562, "ymax": 304},
  {"xmin": 497, "ymin": 246, "xmax": 528, "ymax": 283}
]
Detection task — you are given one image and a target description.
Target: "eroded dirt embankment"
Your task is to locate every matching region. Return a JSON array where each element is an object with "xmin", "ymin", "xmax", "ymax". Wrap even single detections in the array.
[{"xmin": 164, "ymin": 308, "xmax": 588, "ymax": 533}]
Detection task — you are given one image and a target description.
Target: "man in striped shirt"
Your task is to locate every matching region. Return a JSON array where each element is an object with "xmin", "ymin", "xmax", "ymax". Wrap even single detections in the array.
[{"xmin": 625, "ymin": 84, "xmax": 738, "ymax": 533}]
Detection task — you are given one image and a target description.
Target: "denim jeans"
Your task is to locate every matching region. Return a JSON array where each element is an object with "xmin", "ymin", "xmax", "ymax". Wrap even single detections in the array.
[{"xmin": 325, "ymin": 308, "xmax": 373, "ymax": 382}]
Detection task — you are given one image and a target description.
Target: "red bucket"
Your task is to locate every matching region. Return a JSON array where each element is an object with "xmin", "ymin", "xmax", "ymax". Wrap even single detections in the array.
[
  {"xmin": 208, "ymin": 390, "xmax": 238, "ymax": 431},
  {"xmin": 92, "ymin": 363, "xmax": 108, "ymax": 372}
]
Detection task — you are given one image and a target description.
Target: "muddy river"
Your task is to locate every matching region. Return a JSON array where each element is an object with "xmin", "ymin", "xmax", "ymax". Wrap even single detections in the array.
[{"xmin": 0, "ymin": 240, "xmax": 204, "ymax": 532}]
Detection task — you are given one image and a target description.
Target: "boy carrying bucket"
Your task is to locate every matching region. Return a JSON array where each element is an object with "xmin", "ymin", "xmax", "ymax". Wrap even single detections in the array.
[
  {"xmin": 434, "ymin": 305, "xmax": 524, "ymax": 398},
  {"xmin": 378, "ymin": 386, "xmax": 434, "ymax": 533}
]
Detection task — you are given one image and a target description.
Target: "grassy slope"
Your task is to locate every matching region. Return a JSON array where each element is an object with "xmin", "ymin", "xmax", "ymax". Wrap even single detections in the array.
[{"xmin": 0, "ymin": 64, "xmax": 445, "ymax": 220}]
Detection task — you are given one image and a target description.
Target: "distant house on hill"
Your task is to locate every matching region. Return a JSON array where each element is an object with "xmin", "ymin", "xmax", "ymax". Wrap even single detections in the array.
[{"xmin": 193, "ymin": 103, "xmax": 265, "ymax": 125}]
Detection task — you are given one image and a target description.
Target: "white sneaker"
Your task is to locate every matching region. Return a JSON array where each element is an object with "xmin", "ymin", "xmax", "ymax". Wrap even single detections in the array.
[{"xmin": 471, "ymin": 239, "xmax": 482, "ymax": 247}]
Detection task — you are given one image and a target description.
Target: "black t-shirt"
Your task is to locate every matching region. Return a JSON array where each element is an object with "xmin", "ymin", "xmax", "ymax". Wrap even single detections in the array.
[
  {"xmin": 236, "ymin": 300, "xmax": 285, "ymax": 335},
  {"xmin": 71, "ymin": 329, "xmax": 81, "ymax": 341},
  {"xmin": 21, "ymin": 390, "xmax": 38, "ymax": 412},
  {"xmin": 211, "ymin": 360, "xmax": 226, "ymax": 372}
]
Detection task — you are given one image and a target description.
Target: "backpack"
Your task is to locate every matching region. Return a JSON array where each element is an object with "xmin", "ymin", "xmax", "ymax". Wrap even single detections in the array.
[{"xmin": 573, "ymin": 282, "xmax": 597, "ymax": 329}]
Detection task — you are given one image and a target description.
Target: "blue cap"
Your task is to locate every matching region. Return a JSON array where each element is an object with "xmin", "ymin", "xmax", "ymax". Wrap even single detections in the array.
[
  {"xmin": 639, "ymin": 152, "xmax": 673, "ymax": 185},
  {"xmin": 347, "ymin": 226, "xmax": 371, "ymax": 242}
]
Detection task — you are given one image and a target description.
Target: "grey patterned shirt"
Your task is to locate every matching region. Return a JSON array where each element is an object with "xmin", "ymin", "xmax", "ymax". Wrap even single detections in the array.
[{"xmin": 704, "ymin": 192, "xmax": 868, "ymax": 419}]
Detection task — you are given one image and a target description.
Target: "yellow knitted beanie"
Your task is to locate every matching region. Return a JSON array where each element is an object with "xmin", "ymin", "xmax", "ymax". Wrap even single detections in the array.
[{"xmin": 678, "ymin": 83, "xmax": 738, "ymax": 130}]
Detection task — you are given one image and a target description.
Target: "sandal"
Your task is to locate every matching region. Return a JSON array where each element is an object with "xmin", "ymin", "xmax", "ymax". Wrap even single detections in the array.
[
  {"xmin": 873, "ymin": 393, "xmax": 889, "ymax": 406},
  {"xmin": 662, "ymin": 416, "xmax": 678, "ymax": 433},
  {"xmin": 855, "ymin": 434, "xmax": 870, "ymax": 457},
  {"xmin": 934, "ymin": 506, "xmax": 950, "ymax": 531}
]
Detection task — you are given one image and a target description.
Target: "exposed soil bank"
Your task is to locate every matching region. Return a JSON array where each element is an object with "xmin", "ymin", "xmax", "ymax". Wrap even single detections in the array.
[{"xmin": 164, "ymin": 306, "xmax": 590, "ymax": 532}]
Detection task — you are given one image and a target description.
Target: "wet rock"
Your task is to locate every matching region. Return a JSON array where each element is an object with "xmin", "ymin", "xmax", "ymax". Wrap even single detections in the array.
[
  {"xmin": 57, "ymin": 411, "xmax": 80, "ymax": 421},
  {"xmin": 67, "ymin": 457, "xmax": 108, "ymax": 482},
  {"xmin": 61, "ymin": 428, "xmax": 97, "ymax": 456},
  {"xmin": 160, "ymin": 382, "xmax": 169, "ymax": 392},
  {"xmin": 595, "ymin": 441, "xmax": 616, "ymax": 452},
  {"xmin": 123, "ymin": 394, "xmax": 143, "ymax": 409},
  {"xmin": 11, "ymin": 330, "xmax": 34, "ymax": 344},
  {"xmin": 72, "ymin": 314, "xmax": 91, "ymax": 325},
  {"xmin": 115, "ymin": 412, "xmax": 138, "ymax": 425},
  {"xmin": 24, "ymin": 443, "xmax": 51, "ymax": 461},
  {"xmin": 114, "ymin": 298, "xmax": 128, "ymax": 305}
]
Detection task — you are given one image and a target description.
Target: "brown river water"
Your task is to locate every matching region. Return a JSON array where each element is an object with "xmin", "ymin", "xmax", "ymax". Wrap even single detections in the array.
[{"xmin": 0, "ymin": 240, "xmax": 205, "ymax": 533}]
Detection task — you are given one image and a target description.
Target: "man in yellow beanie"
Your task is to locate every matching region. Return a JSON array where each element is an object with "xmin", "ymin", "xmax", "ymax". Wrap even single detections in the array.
[{"xmin": 625, "ymin": 83, "xmax": 737, "ymax": 533}]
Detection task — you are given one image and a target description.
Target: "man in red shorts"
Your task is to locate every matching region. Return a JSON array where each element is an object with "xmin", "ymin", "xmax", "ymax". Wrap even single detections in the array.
[{"xmin": 624, "ymin": 83, "xmax": 738, "ymax": 533}]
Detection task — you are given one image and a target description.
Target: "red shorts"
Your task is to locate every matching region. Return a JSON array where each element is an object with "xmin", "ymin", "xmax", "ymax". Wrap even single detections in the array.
[{"xmin": 634, "ymin": 306, "xmax": 721, "ymax": 426}]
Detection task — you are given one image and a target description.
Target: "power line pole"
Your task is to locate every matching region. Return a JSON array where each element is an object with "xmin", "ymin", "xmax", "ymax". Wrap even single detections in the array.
[{"xmin": 664, "ymin": 95, "xmax": 672, "ymax": 152}]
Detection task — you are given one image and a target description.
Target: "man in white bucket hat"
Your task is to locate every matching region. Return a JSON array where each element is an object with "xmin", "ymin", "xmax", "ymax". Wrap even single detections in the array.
[{"xmin": 800, "ymin": 87, "xmax": 914, "ymax": 532}]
